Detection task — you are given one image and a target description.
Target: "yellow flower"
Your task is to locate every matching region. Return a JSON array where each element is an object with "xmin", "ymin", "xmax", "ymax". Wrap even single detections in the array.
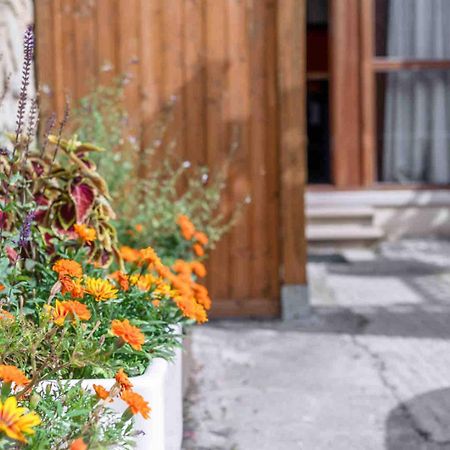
[
  {"xmin": 73, "ymin": 223, "xmax": 96, "ymax": 244},
  {"xmin": 0, "ymin": 396, "xmax": 41, "ymax": 443},
  {"xmin": 84, "ymin": 277, "xmax": 118, "ymax": 301},
  {"xmin": 129, "ymin": 273, "xmax": 157, "ymax": 292}
]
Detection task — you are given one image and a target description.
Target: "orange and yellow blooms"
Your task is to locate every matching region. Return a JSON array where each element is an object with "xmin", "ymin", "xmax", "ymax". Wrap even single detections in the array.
[
  {"xmin": 0, "ymin": 396, "xmax": 41, "ymax": 443},
  {"xmin": 119, "ymin": 246, "xmax": 140, "ymax": 263},
  {"xmin": 47, "ymin": 300, "xmax": 91, "ymax": 326},
  {"xmin": 121, "ymin": 391, "xmax": 151, "ymax": 419},
  {"xmin": 111, "ymin": 320, "xmax": 145, "ymax": 351},
  {"xmin": 69, "ymin": 438, "xmax": 88, "ymax": 450},
  {"xmin": 138, "ymin": 246, "xmax": 162, "ymax": 269},
  {"xmin": 115, "ymin": 369, "xmax": 133, "ymax": 392},
  {"xmin": 60, "ymin": 276, "xmax": 84, "ymax": 299},
  {"xmin": 177, "ymin": 215, "xmax": 195, "ymax": 241},
  {"xmin": 73, "ymin": 223, "xmax": 96, "ymax": 244},
  {"xmin": 190, "ymin": 261, "xmax": 207, "ymax": 278},
  {"xmin": 84, "ymin": 277, "xmax": 118, "ymax": 301},
  {"xmin": 109, "ymin": 271, "xmax": 130, "ymax": 291},
  {"xmin": 52, "ymin": 259, "xmax": 83, "ymax": 279},
  {"xmin": 93, "ymin": 384, "xmax": 110, "ymax": 401},
  {"xmin": 0, "ymin": 365, "xmax": 29, "ymax": 386}
]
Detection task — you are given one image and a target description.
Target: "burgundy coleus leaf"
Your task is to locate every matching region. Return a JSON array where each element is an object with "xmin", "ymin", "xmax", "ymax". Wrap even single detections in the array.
[
  {"xmin": 0, "ymin": 211, "xmax": 7, "ymax": 229},
  {"xmin": 69, "ymin": 181, "xmax": 95, "ymax": 223},
  {"xmin": 56, "ymin": 201, "xmax": 76, "ymax": 230},
  {"xmin": 33, "ymin": 194, "xmax": 49, "ymax": 223}
]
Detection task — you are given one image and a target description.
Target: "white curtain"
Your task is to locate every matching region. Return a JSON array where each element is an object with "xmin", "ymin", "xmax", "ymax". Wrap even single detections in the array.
[{"xmin": 383, "ymin": 0, "xmax": 450, "ymax": 183}]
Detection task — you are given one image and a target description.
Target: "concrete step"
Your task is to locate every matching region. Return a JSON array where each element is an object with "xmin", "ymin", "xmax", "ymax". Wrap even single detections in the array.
[
  {"xmin": 307, "ymin": 223, "xmax": 384, "ymax": 249},
  {"xmin": 306, "ymin": 206, "xmax": 375, "ymax": 226}
]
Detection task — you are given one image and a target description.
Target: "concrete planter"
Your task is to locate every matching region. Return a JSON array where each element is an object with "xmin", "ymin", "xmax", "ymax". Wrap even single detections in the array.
[{"xmin": 45, "ymin": 326, "xmax": 183, "ymax": 450}]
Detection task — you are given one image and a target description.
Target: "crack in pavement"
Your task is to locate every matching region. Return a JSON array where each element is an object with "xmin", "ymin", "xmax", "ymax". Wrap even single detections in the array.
[{"xmin": 351, "ymin": 334, "xmax": 450, "ymax": 448}]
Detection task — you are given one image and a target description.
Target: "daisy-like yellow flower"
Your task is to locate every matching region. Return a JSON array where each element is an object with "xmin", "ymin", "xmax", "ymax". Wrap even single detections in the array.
[
  {"xmin": 52, "ymin": 259, "xmax": 83, "ymax": 279},
  {"xmin": 111, "ymin": 319, "xmax": 145, "ymax": 351},
  {"xmin": 73, "ymin": 223, "xmax": 96, "ymax": 244},
  {"xmin": 84, "ymin": 277, "xmax": 118, "ymax": 302},
  {"xmin": 46, "ymin": 300, "xmax": 91, "ymax": 326},
  {"xmin": 0, "ymin": 365, "xmax": 30, "ymax": 386},
  {"xmin": 0, "ymin": 396, "xmax": 41, "ymax": 443},
  {"xmin": 129, "ymin": 273, "xmax": 157, "ymax": 292}
]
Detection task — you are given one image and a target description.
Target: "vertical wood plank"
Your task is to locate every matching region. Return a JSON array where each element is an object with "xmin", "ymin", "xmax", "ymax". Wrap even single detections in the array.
[
  {"xmin": 117, "ymin": 0, "xmax": 140, "ymax": 136},
  {"xmin": 330, "ymin": 0, "xmax": 361, "ymax": 187},
  {"xmin": 183, "ymin": 0, "xmax": 206, "ymax": 165},
  {"xmin": 228, "ymin": 0, "xmax": 251, "ymax": 300},
  {"xmin": 360, "ymin": 0, "xmax": 376, "ymax": 185},
  {"xmin": 139, "ymin": 0, "xmax": 163, "ymax": 149},
  {"xmin": 277, "ymin": 0, "xmax": 307, "ymax": 285},
  {"xmin": 161, "ymin": 0, "xmax": 185, "ymax": 158},
  {"xmin": 263, "ymin": 0, "xmax": 281, "ymax": 301},
  {"xmin": 35, "ymin": 0, "xmax": 55, "ymax": 120},
  {"xmin": 204, "ymin": 0, "xmax": 230, "ymax": 300},
  {"xmin": 51, "ymin": 0, "xmax": 64, "ymax": 117},
  {"xmin": 96, "ymin": 0, "xmax": 119, "ymax": 86}
]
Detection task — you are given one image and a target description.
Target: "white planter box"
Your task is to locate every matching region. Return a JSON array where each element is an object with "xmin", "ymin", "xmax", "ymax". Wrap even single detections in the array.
[{"xmin": 44, "ymin": 326, "xmax": 183, "ymax": 450}]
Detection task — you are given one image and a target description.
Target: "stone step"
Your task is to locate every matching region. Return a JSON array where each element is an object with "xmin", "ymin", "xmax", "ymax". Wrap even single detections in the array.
[
  {"xmin": 307, "ymin": 224, "xmax": 384, "ymax": 249},
  {"xmin": 306, "ymin": 206, "xmax": 375, "ymax": 226}
]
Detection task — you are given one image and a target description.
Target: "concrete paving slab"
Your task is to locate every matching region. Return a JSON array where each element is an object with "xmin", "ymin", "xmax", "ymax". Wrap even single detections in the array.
[{"xmin": 183, "ymin": 240, "xmax": 450, "ymax": 450}]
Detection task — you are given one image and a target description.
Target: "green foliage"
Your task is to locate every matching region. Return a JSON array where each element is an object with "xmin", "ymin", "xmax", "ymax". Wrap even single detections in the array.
[{"xmin": 71, "ymin": 83, "xmax": 246, "ymax": 263}]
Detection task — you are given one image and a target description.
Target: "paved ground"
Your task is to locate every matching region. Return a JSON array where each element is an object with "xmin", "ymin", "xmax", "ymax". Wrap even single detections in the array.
[{"xmin": 183, "ymin": 240, "xmax": 450, "ymax": 450}]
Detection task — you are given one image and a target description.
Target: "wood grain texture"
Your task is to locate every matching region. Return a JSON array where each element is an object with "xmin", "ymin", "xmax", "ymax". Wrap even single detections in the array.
[
  {"xmin": 277, "ymin": 0, "xmax": 307, "ymax": 285},
  {"xmin": 35, "ymin": 0, "xmax": 308, "ymax": 317},
  {"xmin": 330, "ymin": 0, "xmax": 361, "ymax": 187}
]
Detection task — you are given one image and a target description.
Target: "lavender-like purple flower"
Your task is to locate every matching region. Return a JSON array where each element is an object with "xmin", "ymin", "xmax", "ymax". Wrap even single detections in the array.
[
  {"xmin": 17, "ymin": 210, "xmax": 36, "ymax": 248},
  {"xmin": 13, "ymin": 24, "xmax": 35, "ymax": 159}
]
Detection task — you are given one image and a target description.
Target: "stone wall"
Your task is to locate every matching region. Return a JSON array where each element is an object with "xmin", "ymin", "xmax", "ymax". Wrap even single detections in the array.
[{"xmin": 0, "ymin": 0, "xmax": 35, "ymax": 135}]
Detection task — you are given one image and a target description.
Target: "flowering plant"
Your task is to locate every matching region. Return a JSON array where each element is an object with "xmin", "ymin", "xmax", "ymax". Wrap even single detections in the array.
[{"xmin": 0, "ymin": 26, "xmax": 214, "ymax": 448}]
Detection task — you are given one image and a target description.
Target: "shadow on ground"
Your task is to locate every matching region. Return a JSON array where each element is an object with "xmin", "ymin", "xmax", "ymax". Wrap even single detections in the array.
[{"xmin": 385, "ymin": 388, "xmax": 450, "ymax": 450}]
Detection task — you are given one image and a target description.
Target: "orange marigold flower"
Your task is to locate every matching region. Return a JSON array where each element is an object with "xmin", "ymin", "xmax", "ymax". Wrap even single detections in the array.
[
  {"xmin": 69, "ymin": 438, "xmax": 87, "ymax": 450},
  {"xmin": 109, "ymin": 271, "xmax": 130, "ymax": 291},
  {"xmin": 73, "ymin": 223, "xmax": 96, "ymax": 244},
  {"xmin": 174, "ymin": 296, "xmax": 208, "ymax": 323},
  {"xmin": 172, "ymin": 260, "xmax": 192, "ymax": 275},
  {"xmin": 156, "ymin": 264, "xmax": 172, "ymax": 279},
  {"xmin": 93, "ymin": 384, "xmax": 111, "ymax": 401},
  {"xmin": 0, "ymin": 396, "xmax": 41, "ymax": 443},
  {"xmin": 138, "ymin": 247, "xmax": 162, "ymax": 269},
  {"xmin": 135, "ymin": 224, "xmax": 143, "ymax": 233},
  {"xmin": 84, "ymin": 277, "xmax": 118, "ymax": 302},
  {"xmin": 121, "ymin": 391, "xmax": 151, "ymax": 419},
  {"xmin": 177, "ymin": 215, "xmax": 195, "ymax": 241},
  {"xmin": 111, "ymin": 319, "xmax": 145, "ymax": 351},
  {"xmin": 190, "ymin": 261, "xmax": 207, "ymax": 278},
  {"xmin": 0, "ymin": 366, "xmax": 29, "ymax": 386},
  {"xmin": 60, "ymin": 277, "xmax": 84, "ymax": 299},
  {"xmin": 115, "ymin": 368, "xmax": 133, "ymax": 392},
  {"xmin": 52, "ymin": 259, "xmax": 83, "ymax": 279},
  {"xmin": 152, "ymin": 299, "xmax": 161, "ymax": 307},
  {"xmin": 0, "ymin": 285, "xmax": 5, "ymax": 292},
  {"xmin": 193, "ymin": 244, "xmax": 205, "ymax": 257},
  {"xmin": 192, "ymin": 283, "xmax": 212, "ymax": 310},
  {"xmin": 119, "ymin": 246, "xmax": 140, "ymax": 263},
  {"xmin": 194, "ymin": 231, "xmax": 209, "ymax": 246},
  {"xmin": 0, "ymin": 309, "xmax": 14, "ymax": 321}
]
